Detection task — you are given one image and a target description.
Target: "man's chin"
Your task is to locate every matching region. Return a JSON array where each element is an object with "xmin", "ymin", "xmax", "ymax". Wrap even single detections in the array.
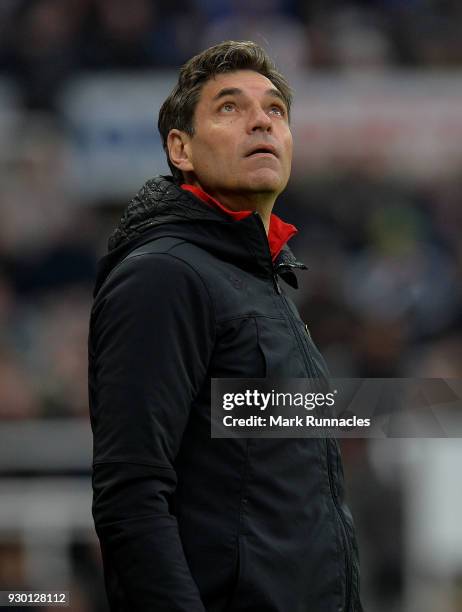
[{"xmin": 243, "ymin": 169, "xmax": 285, "ymax": 194}]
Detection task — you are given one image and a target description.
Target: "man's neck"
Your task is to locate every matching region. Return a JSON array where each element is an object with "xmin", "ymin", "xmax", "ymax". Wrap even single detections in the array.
[
  {"xmin": 187, "ymin": 181, "xmax": 275, "ymax": 234},
  {"xmin": 222, "ymin": 194, "xmax": 275, "ymax": 233}
]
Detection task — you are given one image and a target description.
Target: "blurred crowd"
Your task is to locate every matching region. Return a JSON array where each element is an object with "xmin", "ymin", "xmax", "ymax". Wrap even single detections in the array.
[
  {"xmin": 1, "ymin": 123, "xmax": 460, "ymax": 422},
  {"xmin": 2, "ymin": 0, "xmax": 462, "ymax": 110},
  {"xmin": 0, "ymin": 0, "xmax": 460, "ymax": 421},
  {"xmin": 1, "ymin": 1, "xmax": 462, "ymax": 611},
  {"xmin": 286, "ymin": 173, "xmax": 462, "ymax": 379}
]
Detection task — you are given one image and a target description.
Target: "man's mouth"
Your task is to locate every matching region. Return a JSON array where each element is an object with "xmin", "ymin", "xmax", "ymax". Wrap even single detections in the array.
[{"xmin": 245, "ymin": 145, "xmax": 278, "ymax": 158}]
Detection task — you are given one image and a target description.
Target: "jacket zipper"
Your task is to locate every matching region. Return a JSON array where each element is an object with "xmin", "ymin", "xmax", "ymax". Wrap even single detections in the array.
[
  {"xmin": 279, "ymin": 291, "xmax": 354, "ymax": 610},
  {"xmin": 252, "ymin": 213, "xmax": 316, "ymax": 377},
  {"xmin": 252, "ymin": 213, "xmax": 353, "ymax": 611}
]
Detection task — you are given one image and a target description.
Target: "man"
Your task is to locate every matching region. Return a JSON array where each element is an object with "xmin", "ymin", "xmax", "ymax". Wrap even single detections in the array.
[{"xmin": 89, "ymin": 40, "xmax": 362, "ymax": 611}]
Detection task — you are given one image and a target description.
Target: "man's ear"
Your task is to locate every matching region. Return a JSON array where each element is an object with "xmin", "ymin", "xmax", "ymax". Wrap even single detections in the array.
[{"xmin": 167, "ymin": 129, "xmax": 194, "ymax": 174}]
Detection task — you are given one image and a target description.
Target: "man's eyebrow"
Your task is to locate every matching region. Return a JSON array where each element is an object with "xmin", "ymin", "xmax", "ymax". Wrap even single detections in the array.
[
  {"xmin": 212, "ymin": 86, "xmax": 287, "ymax": 107},
  {"xmin": 265, "ymin": 88, "xmax": 286, "ymax": 106},
  {"xmin": 212, "ymin": 87, "xmax": 243, "ymax": 101}
]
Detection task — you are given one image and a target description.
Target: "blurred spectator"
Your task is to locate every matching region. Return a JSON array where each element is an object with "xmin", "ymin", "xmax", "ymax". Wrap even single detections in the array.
[
  {"xmin": 307, "ymin": 7, "xmax": 392, "ymax": 70},
  {"xmin": 81, "ymin": 0, "xmax": 199, "ymax": 70},
  {"xmin": 343, "ymin": 210, "xmax": 459, "ymax": 338},
  {"xmin": 405, "ymin": 334, "xmax": 462, "ymax": 377},
  {"xmin": 32, "ymin": 287, "xmax": 92, "ymax": 418},
  {"xmin": 0, "ymin": 540, "xmax": 29, "ymax": 589},
  {"xmin": 8, "ymin": 0, "xmax": 89, "ymax": 110},
  {"xmin": 203, "ymin": 0, "xmax": 309, "ymax": 73},
  {"xmin": 0, "ymin": 350, "xmax": 41, "ymax": 419},
  {"xmin": 0, "ymin": 114, "xmax": 97, "ymax": 295},
  {"xmin": 82, "ymin": 0, "xmax": 165, "ymax": 69},
  {"xmin": 0, "ymin": 1, "xmax": 20, "ymax": 73},
  {"xmin": 0, "ymin": 113, "xmax": 72, "ymax": 252}
]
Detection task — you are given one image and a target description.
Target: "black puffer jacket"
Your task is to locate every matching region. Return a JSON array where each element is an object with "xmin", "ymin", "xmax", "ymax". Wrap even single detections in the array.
[{"xmin": 88, "ymin": 176, "xmax": 362, "ymax": 612}]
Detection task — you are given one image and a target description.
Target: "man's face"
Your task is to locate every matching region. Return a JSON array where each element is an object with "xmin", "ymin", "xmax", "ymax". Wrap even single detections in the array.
[{"xmin": 181, "ymin": 70, "xmax": 293, "ymax": 198}]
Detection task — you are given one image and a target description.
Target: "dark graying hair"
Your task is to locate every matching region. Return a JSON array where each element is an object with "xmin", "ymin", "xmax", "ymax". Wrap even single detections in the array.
[{"xmin": 158, "ymin": 40, "xmax": 292, "ymax": 183}]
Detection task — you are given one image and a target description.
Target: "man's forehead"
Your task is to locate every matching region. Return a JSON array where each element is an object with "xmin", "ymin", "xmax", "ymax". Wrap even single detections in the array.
[{"xmin": 201, "ymin": 70, "xmax": 279, "ymax": 100}]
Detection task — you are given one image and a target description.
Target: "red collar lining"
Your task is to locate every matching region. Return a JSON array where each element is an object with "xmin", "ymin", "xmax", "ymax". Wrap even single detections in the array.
[{"xmin": 181, "ymin": 184, "xmax": 297, "ymax": 261}]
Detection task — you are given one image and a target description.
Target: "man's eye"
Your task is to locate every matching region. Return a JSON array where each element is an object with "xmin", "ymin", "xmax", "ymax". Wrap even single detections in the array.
[
  {"xmin": 269, "ymin": 105, "xmax": 285, "ymax": 117},
  {"xmin": 221, "ymin": 102, "xmax": 236, "ymax": 112}
]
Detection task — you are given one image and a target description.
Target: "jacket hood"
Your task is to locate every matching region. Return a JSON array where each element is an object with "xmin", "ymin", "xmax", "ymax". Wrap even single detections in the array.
[{"xmin": 94, "ymin": 176, "xmax": 306, "ymax": 296}]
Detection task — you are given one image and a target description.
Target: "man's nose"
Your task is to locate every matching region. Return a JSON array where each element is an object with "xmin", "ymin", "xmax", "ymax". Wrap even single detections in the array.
[{"xmin": 247, "ymin": 104, "xmax": 272, "ymax": 132}]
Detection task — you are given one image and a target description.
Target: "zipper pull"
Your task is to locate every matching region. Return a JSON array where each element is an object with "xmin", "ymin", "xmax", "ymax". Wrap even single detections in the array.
[{"xmin": 304, "ymin": 323, "xmax": 311, "ymax": 339}]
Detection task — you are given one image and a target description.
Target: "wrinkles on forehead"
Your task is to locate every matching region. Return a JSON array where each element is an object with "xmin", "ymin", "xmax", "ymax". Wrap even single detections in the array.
[
  {"xmin": 212, "ymin": 86, "xmax": 285, "ymax": 104},
  {"xmin": 197, "ymin": 71, "xmax": 286, "ymax": 113}
]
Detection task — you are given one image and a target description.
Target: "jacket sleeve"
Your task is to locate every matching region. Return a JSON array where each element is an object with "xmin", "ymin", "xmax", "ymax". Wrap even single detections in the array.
[{"xmin": 89, "ymin": 251, "xmax": 215, "ymax": 611}]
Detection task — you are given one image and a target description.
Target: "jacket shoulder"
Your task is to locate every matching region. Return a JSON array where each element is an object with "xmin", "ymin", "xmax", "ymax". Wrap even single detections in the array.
[
  {"xmin": 104, "ymin": 240, "xmax": 211, "ymax": 299},
  {"xmin": 122, "ymin": 236, "xmax": 217, "ymax": 282},
  {"xmin": 104, "ymin": 236, "xmax": 203, "ymax": 286},
  {"xmin": 124, "ymin": 235, "xmax": 189, "ymax": 259}
]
